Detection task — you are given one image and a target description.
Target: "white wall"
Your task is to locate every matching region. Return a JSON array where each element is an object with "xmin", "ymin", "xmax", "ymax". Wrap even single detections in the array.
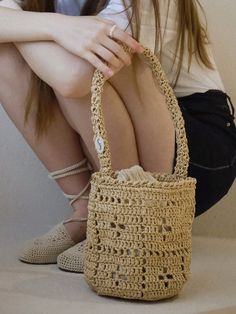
[
  {"xmin": 0, "ymin": 112, "xmax": 71, "ymax": 236},
  {"xmin": 0, "ymin": 1, "xmax": 236, "ymax": 238}
]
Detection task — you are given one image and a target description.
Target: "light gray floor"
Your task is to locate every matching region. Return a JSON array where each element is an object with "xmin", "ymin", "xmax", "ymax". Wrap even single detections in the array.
[{"xmin": 0, "ymin": 224, "xmax": 236, "ymax": 314}]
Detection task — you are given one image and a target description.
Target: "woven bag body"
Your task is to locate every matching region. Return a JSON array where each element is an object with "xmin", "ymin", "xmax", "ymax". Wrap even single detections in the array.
[{"xmin": 84, "ymin": 44, "xmax": 197, "ymax": 301}]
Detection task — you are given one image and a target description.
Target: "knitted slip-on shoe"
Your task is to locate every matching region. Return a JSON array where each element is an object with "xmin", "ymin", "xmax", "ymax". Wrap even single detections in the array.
[
  {"xmin": 18, "ymin": 158, "xmax": 92, "ymax": 264},
  {"xmin": 57, "ymin": 238, "xmax": 86, "ymax": 273},
  {"xmin": 18, "ymin": 222, "xmax": 76, "ymax": 264}
]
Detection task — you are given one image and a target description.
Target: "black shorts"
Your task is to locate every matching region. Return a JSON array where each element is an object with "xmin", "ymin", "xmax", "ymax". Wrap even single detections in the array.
[{"xmin": 173, "ymin": 89, "xmax": 236, "ymax": 218}]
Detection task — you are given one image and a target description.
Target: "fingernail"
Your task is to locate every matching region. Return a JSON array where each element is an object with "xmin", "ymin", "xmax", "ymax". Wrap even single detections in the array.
[
  {"xmin": 138, "ymin": 46, "xmax": 144, "ymax": 53},
  {"xmin": 126, "ymin": 59, "xmax": 131, "ymax": 65},
  {"xmin": 107, "ymin": 69, "xmax": 114, "ymax": 77}
]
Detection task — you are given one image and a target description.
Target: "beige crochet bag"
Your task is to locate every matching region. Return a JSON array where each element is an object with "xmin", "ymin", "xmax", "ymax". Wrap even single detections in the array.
[{"xmin": 84, "ymin": 44, "xmax": 197, "ymax": 301}]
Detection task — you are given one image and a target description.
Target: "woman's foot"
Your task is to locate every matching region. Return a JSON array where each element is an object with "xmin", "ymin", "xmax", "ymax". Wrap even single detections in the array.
[
  {"xmin": 57, "ymin": 239, "xmax": 86, "ymax": 273},
  {"xmin": 18, "ymin": 159, "xmax": 92, "ymax": 264},
  {"xmin": 18, "ymin": 192, "xmax": 89, "ymax": 264}
]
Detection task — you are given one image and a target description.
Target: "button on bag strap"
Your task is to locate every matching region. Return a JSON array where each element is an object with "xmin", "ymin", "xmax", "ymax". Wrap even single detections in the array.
[{"xmin": 90, "ymin": 43, "xmax": 190, "ymax": 179}]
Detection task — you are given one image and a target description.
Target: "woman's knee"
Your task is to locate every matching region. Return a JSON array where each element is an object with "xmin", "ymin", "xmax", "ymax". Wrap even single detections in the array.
[{"xmin": 53, "ymin": 58, "xmax": 95, "ymax": 99}]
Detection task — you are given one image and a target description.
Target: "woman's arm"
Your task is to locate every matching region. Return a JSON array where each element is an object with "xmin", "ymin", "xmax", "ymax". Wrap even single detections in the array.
[
  {"xmin": 0, "ymin": 1, "xmax": 85, "ymax": 97},
  {"xmin": 0, "ymin": 2, "xmax": 55, "ymax": 43},
  {"xmin": 0, "ymin": 1, "xmax": 142, "ymax": 98}
]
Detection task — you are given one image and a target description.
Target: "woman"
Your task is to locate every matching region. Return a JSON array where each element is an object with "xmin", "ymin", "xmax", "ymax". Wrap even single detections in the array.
[{"xmin": 0, "ymin": 0, "xmax": 235, "ymax": 272}]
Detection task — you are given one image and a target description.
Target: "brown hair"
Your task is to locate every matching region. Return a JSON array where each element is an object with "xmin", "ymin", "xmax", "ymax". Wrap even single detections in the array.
[
  {"xmin": 21, "ymin": 0, "xmax": 56, "ymax": 139},
  {"xmin": 22, "ymin": 0, "xmax": 214, "ymax": 139}
]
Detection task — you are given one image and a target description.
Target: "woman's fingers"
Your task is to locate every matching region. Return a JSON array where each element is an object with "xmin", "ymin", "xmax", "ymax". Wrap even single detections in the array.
[
  {"xmin": 92, "ymin": 43, "xmax": 123, "ymax": 68},
  {"xmin": 101, "ymin": 36, "xmax": 132, "ymax": 65},
  {"xmin": 107, "ymin": 23, "xmax": 143, "ymax": 53},
  {"xmin": 87, "ymin": 23, "xmax": 139, "ymax": 77},
  {"xmin": 84, "ymin": 51, "xmax": 113, "ymax": 78},
  {"xmin": 97, "ymin": 16, "xmax": 143, "ymax": 53}
]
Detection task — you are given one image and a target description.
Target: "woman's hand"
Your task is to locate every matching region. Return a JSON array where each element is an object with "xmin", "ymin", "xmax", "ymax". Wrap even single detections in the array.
[{"xmin": 51, "ymin": 14, "xmax": 144, "ymax": 78}]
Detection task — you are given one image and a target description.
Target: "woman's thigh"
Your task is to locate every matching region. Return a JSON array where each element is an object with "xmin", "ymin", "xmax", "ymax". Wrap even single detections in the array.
[
  {"xmin": 0, "ymin": 43, "xmax": 31, "ymax": 94},
  {"xmin": 175, "ymin": 89, "xmax": 236, "ymax": 218},
  {"xmin": 0, "ymin": 43, "xmax": 34, "ymax": 127}
]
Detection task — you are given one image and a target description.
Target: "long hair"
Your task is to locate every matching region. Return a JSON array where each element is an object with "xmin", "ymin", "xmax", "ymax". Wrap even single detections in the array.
[
  {"xmin": 21, "ymin": 0, "xmax": 214, "ymax": 139},
  {"xmin": 21, "ymin": 0, "xmax": 56, "ymax": 139}
]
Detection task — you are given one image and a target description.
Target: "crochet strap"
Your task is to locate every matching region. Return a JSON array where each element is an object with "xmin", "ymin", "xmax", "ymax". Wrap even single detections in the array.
[
  {"xmin": 90, "ymin": 43, "xmax": 190, "ymax": 179},
  {"xmin": 63, "ymin": 217, "xmax": 88, "ymax": 224},
  {"xmin": 48, "ymin": 158, "xmax": 93, "ymax": 180},
  {"xmin": 64, "ymin": 181, "xmax": 91, "ymax": 206},
  {"xmin": 48, "ymin": 159, "xmax": 92, "ymax": 206}
]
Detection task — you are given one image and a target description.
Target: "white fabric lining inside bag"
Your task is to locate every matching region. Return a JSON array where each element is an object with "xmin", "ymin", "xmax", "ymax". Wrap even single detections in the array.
[{"xmin": 115, "ymin": 165, "xmax": 156, "ymax": 182}]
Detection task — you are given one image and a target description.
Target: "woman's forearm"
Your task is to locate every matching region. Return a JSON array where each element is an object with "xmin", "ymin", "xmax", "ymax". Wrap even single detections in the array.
[
  {"xmin": 0, "ymin": 0, "xmax": 140, "ymax": 96},
  {"xmin": 0, "ymin": 6, "xmax": 57, "ymax": 43},
  {"xmin": 0, "ymin": 1, "xmax": 93, "ymax": 97}
]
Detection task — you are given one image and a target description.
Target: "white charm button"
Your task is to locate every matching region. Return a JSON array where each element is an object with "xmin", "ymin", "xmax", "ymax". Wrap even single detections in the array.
[{"xmin": 95, "ymin": 135, "xmax": 104, "ymax": 153}]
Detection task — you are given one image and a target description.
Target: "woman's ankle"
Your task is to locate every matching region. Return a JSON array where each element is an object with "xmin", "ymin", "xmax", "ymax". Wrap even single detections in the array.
[
  {"xmin": 64, "ymin": 198, "xmax": 89, "ymax": 243},
  {"xmin": 71, "ymin": 198, "xmax": 89, "ymax": 218}
]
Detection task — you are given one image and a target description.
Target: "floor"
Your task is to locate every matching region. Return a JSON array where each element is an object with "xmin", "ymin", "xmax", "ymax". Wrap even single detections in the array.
[{"xmin": 0, "ymin": 223, "xmax": 236, "ymax": 314}]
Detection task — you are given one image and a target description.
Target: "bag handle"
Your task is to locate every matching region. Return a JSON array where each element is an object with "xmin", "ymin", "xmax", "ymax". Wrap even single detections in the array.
[{"xmin": 90, "ymin": 43, "xmax": 189, "ymax": 179}]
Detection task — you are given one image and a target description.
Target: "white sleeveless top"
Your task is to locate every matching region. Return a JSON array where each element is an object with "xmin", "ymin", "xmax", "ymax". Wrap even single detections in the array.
[{"xmin": 56, "ymin": 0, "xmax": 226, "ymax": 97}]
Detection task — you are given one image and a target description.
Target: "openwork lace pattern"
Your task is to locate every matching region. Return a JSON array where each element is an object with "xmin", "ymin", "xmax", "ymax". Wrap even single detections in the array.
[{"xmin": 84, "ymin": 43, "xmax": 197, "ymax": 301}]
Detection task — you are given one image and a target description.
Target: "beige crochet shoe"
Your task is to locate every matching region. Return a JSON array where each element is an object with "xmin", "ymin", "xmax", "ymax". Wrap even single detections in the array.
[
  {"xmin": 57, "ymin": 239, "xmax": 86, "ymax": 273},
  {"xmin": 18, "ymin": 158, "xmax": 92, "ymax": 264}
]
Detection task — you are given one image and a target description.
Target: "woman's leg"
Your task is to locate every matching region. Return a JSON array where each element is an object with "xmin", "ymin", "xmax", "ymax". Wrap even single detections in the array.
[
  {"xmin": 54, "ymin": 82, "xmax": 140, "ymax": 173},
  {"xmin": 109, "ymin": 56, "xmax": 176, "ymax": 174},
  {"xmin": 53, "ymin": 56, "xmax": 176, "ymax": 175},
  {"xmin": 0, "ymin": 43, "xmax": 92, "ymax": 242},
  {"xmin": 0, "ymin": 43, "xmax": 140, "ymax": 242}
]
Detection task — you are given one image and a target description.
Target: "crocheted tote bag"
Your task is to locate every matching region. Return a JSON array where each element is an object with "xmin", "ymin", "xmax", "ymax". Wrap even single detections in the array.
[{"xmin": 84, "ymin": 43, "xmax": 197, "ymax": 301}]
